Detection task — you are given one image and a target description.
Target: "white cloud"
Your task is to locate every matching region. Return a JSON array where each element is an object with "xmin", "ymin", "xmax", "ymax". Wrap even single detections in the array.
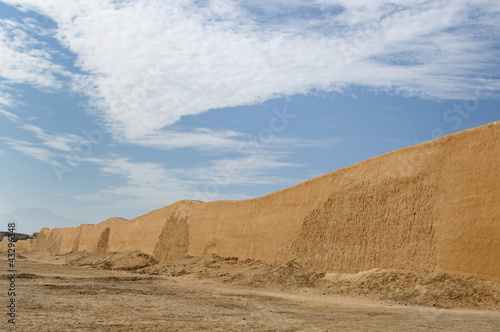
[
  {"xmin": 2, "ymin": 138, "xmax": 56, "ymax": 164},
  {"xmin": 78, "ymin": 157, "xmax": 197, "ymax": 209},
  {"xmin": 0, "ymin": 88, "xmax": 15, "ymax": 108},
  {"xmin": 1, "ymin": 0, "xmax": 499, "ymax": 145},
  {"xmin": 20, "ymin": 124, "xmax": 89, "ymax": 151},
  {"xmin": 132, "ymin": 129, "xmax": 246, "ymax": 151},
  {"xmin": 0, "ymin": 109, "xmax": 20, "ymax": 123},
  {"xmin": 78, "ymin": 149, "xmax": 305, "ymax": 208},
  {"xmin": 0, "ymin": 15, "xmax": 74, "ymax": 137},
  {"xmin": 131, "ymin": 128, "xmax": 336, "ymax": 151},
  {"xmin": 181, "ymin": 151, "xmax": 305, "ymax": 187},
  {"xmin": 0, "ymin": 18, "xmax": 69, "ymax": 90}
]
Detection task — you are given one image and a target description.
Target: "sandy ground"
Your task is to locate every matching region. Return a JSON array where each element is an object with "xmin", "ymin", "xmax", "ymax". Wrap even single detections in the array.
[{"xmin": 1, "ymin": 252, "xmax": 500, "ymax": 331}]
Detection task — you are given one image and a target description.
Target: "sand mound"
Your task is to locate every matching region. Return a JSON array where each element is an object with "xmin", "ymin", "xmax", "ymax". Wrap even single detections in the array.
[
  {"xmin": 323, "ymin": 269, "xmax": 500, "ymax": 310},
  {"xmin": 140, "ymin": 254, "xmax": 325, "ymax": 287},
  {"xmin": 137, "ymin": 254, "xmax": 500, "ymax": 311},
  {"xmin": 65, "ymin": 251, "xmax": 158, "ymax": 271}
]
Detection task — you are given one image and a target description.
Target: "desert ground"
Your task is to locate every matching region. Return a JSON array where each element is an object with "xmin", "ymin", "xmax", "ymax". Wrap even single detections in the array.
[{"xmin": 1, "ymin": 250, "xmax": 499, "ymax": 331}]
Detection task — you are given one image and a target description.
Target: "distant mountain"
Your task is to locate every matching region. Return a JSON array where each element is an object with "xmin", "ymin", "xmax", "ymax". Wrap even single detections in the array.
[{"xmin": 0, "ymin": 208, "xmax": 82, "ymax": 235}]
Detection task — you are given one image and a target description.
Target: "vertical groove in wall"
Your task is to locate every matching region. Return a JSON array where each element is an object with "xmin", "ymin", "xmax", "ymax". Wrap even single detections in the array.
[
  {"xmin": 95, "ymin": 227, "xmax": 110, "ymax": 254},
  {"xmin": 153, "ymin": 213, "xmax": 189, "ymax": 261}
]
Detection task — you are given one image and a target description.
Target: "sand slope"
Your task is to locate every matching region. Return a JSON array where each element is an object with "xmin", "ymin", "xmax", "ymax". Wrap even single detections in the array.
[{"xmin": 3, "ymin": 121, "xmax": 499, "ymax": 280}]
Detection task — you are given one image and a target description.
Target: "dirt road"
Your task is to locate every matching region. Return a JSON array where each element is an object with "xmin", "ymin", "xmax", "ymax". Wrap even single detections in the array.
[{"xmin": 1, "ymin": 254, "xmax": 500, "ymax": 331}]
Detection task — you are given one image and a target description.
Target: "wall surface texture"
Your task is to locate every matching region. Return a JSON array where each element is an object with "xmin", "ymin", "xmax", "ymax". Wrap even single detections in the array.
[{"xmin": 3, "ymin": 122, "xmax": 499, "ymax": 280}]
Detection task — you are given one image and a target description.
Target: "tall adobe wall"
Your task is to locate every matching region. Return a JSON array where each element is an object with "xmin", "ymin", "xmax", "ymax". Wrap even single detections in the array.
[{"xmin": 9, "ymin": 122, "xmax": 499, "ymax": 280}]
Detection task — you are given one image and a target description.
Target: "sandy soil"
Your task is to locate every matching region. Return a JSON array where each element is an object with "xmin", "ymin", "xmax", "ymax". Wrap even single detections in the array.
[{"xmin": 1, "ymin": 251, "xmax": 499, "ymax": 331}]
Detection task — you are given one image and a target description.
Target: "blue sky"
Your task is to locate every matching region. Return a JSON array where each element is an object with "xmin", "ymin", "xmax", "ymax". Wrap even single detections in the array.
[{"xmin": 0, "ymin": 0, "xmax": 499, "ymax": 234}]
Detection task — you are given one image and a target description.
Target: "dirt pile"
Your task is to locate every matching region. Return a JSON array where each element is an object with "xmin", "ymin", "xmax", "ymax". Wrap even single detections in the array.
[
  {"xmin": 139, "ymin": 254, "xmax": 500, "ymax": 311},
  {"xmin": 64, "ymin": 251, "xmax": 158, "ymax": 271},
  {"xmin": 323, "ymin": 269, "xmax": 500, "ymax": 310},
  {"xmin": 139, "ymin": 255, "xmax": 325, "ymax": 288}
]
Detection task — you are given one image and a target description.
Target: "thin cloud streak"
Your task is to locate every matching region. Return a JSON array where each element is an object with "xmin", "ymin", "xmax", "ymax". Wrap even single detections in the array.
[
  {"xmin": 20, "ymin": 124, "xmax": 89, "ymax": 152},
  {"xmin": 78, "ymin": 153, "xmax": 303, "ymax": 209},
  {"xmin": 0, "ymin": 109, "xmax": 20, "ymax": 122},
  {"xmin": 2, "ymin": 138, "xmax": 56, "ymax": 164}
]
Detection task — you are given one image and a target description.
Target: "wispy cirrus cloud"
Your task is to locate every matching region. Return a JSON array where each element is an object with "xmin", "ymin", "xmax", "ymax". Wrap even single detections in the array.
[
  {"xmin": 0, "ymin": 109, "xmax": 20, "ymax": 123},
  {"xmin": 0, "ymin": 15, "xmax": 74, "ymax": 138},
  {"xmin": 1, "ymin": 0, "xmax": 499, "ymax": 146},
  {"xmin": 131, "ymin": 129, "xmax": 247, "ymax": 151},
  {"xmin": 0, "ymin": 17, "xmax": 69, "ymax": 89},
  {"xmin": 182, "ymin": 151, "xmax": 306, "ymax": 187},
  {"xmin": 78, "ymin": 156, "xmax": 238, "ymax": 208},
  {"xmin": 20, "ymin": 124, "xmax": 89, "ymax": 151},
  {"xmin": 131, "ymin": 128, "xmax": 336, "ymax": 151},
  {"xmin": 2, "ymin": 138, "xmax": 56, "ymax": 164},
  {"xmin": 79, "ymin": 147, "xmax": 311, "ymax": 208},
  {"xmin": 0, "ymin": 88, "xmax": 15, "ymax": 108}
]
